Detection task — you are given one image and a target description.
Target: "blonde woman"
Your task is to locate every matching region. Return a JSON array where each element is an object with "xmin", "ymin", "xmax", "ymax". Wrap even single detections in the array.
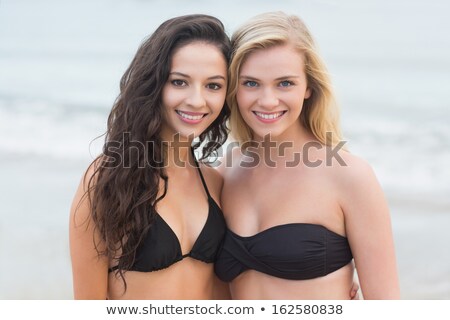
[{"xmin": 215, "ymin": 12, "xmax": 400, "ymax": 299}]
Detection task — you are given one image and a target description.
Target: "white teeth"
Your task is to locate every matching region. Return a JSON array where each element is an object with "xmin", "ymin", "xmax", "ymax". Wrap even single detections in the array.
[
  {"xmin": 254, "ymin": 111, "xmax": 284, "ymax": 120},
  {"xmin": 177, "ymin": 111, "xmax": 204, "ymax": 120}
]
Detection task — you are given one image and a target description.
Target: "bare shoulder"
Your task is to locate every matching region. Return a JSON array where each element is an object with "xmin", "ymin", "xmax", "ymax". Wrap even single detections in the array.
[
  {"xmin": 70, "ymin": 157, "xmax": 102, "ymax": 223},
  {"xmin": 329, "ymin": 149, "xmax": 388, "ymax": 222},
  {"xmin": 330, "ymin": 150, "xmax": 378, "ymax": 189}
]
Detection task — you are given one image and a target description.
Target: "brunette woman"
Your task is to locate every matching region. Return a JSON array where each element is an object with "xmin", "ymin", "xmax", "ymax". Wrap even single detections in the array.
[{"xmin": 70, "ymin": 14, "xmax": 231, "ymax": 299}]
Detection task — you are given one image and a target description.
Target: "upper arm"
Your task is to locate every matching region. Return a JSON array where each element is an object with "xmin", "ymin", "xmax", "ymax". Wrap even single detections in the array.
[
  {"xmin": 338, "ymin": 155, "xmax": 400, "ymax": 299},
  {"xmin": 69, "ymin": 162, "xmax": 109, "ymax": 299}
]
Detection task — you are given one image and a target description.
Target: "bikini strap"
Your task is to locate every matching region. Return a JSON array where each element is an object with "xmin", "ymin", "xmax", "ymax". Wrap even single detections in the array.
[
  {"xmin": 191, "ymin": 147, "xmax": 212, "ymax": 199},
  {"xmin": 108, "ymin": 265, "xmax": 119, "ymax": 273}
]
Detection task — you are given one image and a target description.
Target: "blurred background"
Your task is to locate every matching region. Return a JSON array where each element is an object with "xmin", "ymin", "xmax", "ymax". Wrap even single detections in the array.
[{"xmin": 0, "ymin": 0, "xmax": 449, "ymax": 299}]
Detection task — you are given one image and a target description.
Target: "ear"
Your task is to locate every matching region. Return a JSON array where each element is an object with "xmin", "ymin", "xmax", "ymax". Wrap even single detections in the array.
[{"xmin": 304, "ymin": 87, "xmax": 312, "ymax": 99}]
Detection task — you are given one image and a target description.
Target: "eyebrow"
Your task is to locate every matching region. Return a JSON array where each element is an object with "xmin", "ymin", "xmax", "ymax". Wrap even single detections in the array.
[
  {"xmin": 170, "ymin": 72, "xmax": 226, "ymax": 81},
  {"xmin": 239, "ymin": 75, "xmax": 301, "ymax": 81}
]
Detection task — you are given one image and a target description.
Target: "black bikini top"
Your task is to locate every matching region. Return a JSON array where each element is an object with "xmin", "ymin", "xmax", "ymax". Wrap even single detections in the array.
[
  {"xmin": 109, "ymin": 155, "xmax": 226, "ymax": 273},
  {"xmin": 214, "ymin": 223, "xmax": 353, "ymax": 282}
]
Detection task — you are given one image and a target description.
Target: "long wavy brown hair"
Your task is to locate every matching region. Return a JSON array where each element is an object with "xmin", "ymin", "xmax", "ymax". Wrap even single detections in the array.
[{"xmin": 83, "ymin": 14, "xmax": 230, "ymax": 287}]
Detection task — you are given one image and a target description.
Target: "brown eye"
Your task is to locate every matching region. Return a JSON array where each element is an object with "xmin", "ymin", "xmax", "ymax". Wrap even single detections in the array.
[
  {"xmin": 207, "ymin": 83, "xmax": 222, "ymax": 90},
  {"xmin": 171, "ymin": 79, "xmax": 187, "ymax": 87}
]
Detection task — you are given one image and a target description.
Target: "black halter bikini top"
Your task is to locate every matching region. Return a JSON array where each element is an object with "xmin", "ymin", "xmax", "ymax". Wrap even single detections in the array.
[
  {"xmin": 214, "ymin": 223, "xmax": 353, "ymax": 282},
  {"xmin": 109, "ymin": 155, "xmax": 226, "ymax": 273}
]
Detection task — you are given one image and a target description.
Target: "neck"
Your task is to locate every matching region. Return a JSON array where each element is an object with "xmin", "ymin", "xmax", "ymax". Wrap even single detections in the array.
[
  {"xmin": 162, "ymin": 138, "xmax": 197, "ymax": 170},
  {"xmin": 250, "ymin": 123, "xmax": 317, "ymax": 168}
]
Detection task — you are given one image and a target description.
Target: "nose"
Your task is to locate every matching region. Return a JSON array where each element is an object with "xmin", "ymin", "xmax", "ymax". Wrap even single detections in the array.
[
  {"xmin": 257, "ymin": 87, "xmax": 279, "ymax": 110},
  {"xmin": 186, "ymin": 86, "xmax": 206, "ymax": 109}
]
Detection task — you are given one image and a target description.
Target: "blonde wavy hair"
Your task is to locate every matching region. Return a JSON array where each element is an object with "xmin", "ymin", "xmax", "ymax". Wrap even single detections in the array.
[{"xmin": 228, "ymin": 11, "xmax": 343, "ymax": 147}]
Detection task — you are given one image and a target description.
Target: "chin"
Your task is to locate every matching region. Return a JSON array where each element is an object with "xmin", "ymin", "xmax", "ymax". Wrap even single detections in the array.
[
  {"xmin": 180, "ymin": 128, "xmax": 208, "ymax": 140},
  {"xmin": 253, "ymin": 129, "xmax": 284, "ymax": 141}
]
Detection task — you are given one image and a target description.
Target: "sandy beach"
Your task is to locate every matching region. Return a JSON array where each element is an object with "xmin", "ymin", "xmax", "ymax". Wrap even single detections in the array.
[{"xmin": 0, "ymin": 154, "xmax": 82, "ymax": 299}]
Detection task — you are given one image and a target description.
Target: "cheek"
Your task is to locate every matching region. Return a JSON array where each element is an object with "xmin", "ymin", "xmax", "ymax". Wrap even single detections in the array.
[
  {"xmin": 236, "ymin": 89, "xmax": 251, "ymax": 112},
  {"xmin": 285, "ymin": 90, "xmax": 307, "ymax": 111},
  {"xmin": 162, "ymin": 87, "xmax": 182, "ymax": 111},
  {"xmin": 209, "ymin": 92, "xmax": 227, "ymax": 112},
  {"xmin": 161, "ymin": 86, "xmax": 172, "ymax": 108}
]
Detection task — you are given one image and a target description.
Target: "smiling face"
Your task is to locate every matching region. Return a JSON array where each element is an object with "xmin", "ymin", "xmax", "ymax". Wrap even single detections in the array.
[
  {"xmin": 161, "ymin": 41, "xmax": 227, "ymax": 142},
  {"xmin": 236, "ymin": 44, "xmax": 311, "ymax": 141}
]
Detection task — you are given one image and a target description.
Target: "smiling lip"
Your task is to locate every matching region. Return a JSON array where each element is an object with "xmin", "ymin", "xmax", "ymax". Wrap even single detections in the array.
[
  {"xmin": 252, "ymin": 111, "xmax": 286, "ymax": 123},
  {"xmin": 176, "ymin": 110, "xmax": 208, "ymax": 124}
]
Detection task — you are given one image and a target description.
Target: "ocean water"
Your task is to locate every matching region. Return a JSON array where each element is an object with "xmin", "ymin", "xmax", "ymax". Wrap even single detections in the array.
[{"xmin": 1, "ymin": 0, "xmax": 449, "ymax": 299}]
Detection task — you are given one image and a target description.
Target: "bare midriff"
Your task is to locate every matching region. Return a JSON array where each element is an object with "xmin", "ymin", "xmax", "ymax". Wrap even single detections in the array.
[
  {"xmin": 230, "ymin": 262, "xmax": 354, "ymax": 300},
  {"xmin": 107, "ymin": 258, "xmax": 215, "ymax": 299}
]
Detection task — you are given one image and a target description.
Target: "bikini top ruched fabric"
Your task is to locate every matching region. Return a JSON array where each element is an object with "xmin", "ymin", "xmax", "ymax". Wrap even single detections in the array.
[
  {"xmin": 214, "ymin": 223, "xmax": 353, "ymax": 282},
  {"xmin": 109, "ymin": 155, "xmax": 225, "ymax": 273}
]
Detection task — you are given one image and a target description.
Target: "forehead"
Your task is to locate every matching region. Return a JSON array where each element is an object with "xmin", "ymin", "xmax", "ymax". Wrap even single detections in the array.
[
  {"xmin": 240, "ymin": 45, "xmax": 305, "ymax": 76},
  {"xmin": 170, "ymin": 42, "xmax": 227, "ymax": 73}
]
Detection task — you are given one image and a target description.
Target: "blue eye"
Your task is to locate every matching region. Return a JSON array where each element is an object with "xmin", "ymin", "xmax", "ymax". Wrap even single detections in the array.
[
  {"xmin": 244, "ymin": 80, "xmax": 258, "ymax": 87},
  {"xmin": 171, "ymin": 79, "xmax": 187, "ymax": 87},
  {"xmin": 279, "ymin": 80, "xmax": 294, "ymax": 87}
]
